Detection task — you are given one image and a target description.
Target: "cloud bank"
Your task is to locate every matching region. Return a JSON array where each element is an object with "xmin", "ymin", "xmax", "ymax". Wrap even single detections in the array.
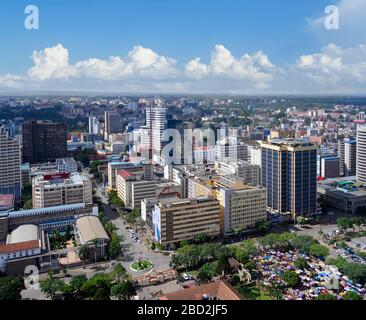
[{"xmin": 1, "ymin": 42, "xmax": 366, "ymax": 94}]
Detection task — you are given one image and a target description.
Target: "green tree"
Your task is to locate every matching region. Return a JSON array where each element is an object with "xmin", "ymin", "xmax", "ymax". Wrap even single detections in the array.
[
  {"xmin": 343, "ymin": 291, "xmax": 363, "ymax": 300},
  {"xmin": 40, "ymin": 277, "xmax": 65, "ymax": 300},
  {"xmin": 197, "ymin": 262, "xmax": 218, "ymax": 284},
  {"xmin": 82, "ymin": 273, "xmax": 112, "ymax": 298},
  {"xmin": 281, "ymin": 271, "xmax": 301, "ymax": 288},
  {"xmin": 0, "ymin": 276, "xmax": 24, "ymax": 300},
  {"xmin": 109, "ymin": 233, "xmax": 122, "ymax": 259},
  {"xmin": 255, "ymin": 220, "xmax": 271, "ymax": 233},
  {"xmin": 308, "ymin": 243, "xmax": 329, "ymax": 259},
  {"xmin": 93, "ymin": 288, "xmax": 110, "ymax": 300},
  {"xmin": 110, "ymin": 280, "xmax": 136, "ymax": 300},
  {"xmin": 294, "ymin": 257, "xmax": 308, "ymax": 270},
  {"xmin": 316, "ymin": 293, "xmax": 337, "ymax": 300},
  {"xmin": 69, "ymin": 275, "xmax": 87, "ymax": 297},
  {"xmin": 113, "ymin": 263, "xmax": 127, "ymax": 283}
]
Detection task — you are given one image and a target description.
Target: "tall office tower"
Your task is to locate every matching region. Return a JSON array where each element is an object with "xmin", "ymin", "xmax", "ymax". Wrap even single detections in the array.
[
  {"xmin": 146, "ymin": 105, "xmax": 167, "ymax": 157},
  {"xmin": 260, "ymin": 139, "xmax": 317, "ymax": 217},
  {"xmin": 344, "ymin": 139, "xmax": 357, "ymax": 176},
  {"xmin": 338, "ymin": 139, "xmax": 345, "ymax": 176},
  {"xmin": 104, "ymin": 112, "xmax": 123, "ymax": 140},
  {"xmin": 0, "ymin": 129, "xmax": 22, "ymax": 199},
  {"xmin": 356, "ymin": 126, "xmax": 366, "ymax": 184},
  {"xmin": 22, "ymin": 120, "xmax": 67, "ymax": 164},
  {"xmin": 338, "ymin": 138, "xmax": 357, "ymax": 176},
  {"xmin": 88, "ymin": 116, "xmax": 93, "ymax": 134}
]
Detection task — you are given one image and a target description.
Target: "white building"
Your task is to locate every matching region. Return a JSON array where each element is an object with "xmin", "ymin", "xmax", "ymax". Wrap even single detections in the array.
[
  {"xmin": 146, "ymin": 106, "xmax": 167, "ymax": 157},
  {"xmin": 357, "ymin": 126, "xmax": 366, "ymax": 184},
  {"xmin": 0, "ymin": 129, "xmax": 21, "ymax": 199},
  {"xmin": 32, "ymin": 172, "xmax": 92, "ymax": 208},
  {"xmin": 56, "ymin": 157, "xmax": 78, "ymax": 173}
]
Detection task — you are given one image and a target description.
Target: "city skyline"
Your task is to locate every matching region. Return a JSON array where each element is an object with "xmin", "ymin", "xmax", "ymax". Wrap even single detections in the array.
[{"xmin": 1, "ymin": 0, "xmax": 366, "ymax": 94}]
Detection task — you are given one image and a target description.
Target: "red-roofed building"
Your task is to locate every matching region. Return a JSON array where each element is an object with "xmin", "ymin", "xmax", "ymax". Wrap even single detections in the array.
[{"xmin": 0, "ymin": 239, "xmax": 42, "ymax": 274}]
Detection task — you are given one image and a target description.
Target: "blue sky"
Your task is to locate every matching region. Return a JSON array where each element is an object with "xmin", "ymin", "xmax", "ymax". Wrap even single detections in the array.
[{"xmin": 1, "ymin": 0, "xmax": 366, "ymax": 94}]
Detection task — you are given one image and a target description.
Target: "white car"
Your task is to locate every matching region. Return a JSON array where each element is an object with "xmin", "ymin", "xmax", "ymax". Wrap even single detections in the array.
[{"xmin": 137, "ymin": 240, "xmax": 142, "ymax": 244}]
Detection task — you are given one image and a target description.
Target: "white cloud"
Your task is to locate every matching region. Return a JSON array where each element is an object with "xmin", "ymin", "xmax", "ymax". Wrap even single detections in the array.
[
  {"xmin": 295, "ymin": 43, "xmax": 366, "ymax": 84},
  {"xmin": 185, "ymin": 45, "xmax": 276, "ymax": 86},
  {"xmin": 27, "ymin": 44, "xmax": 177, "ymax": 81},
  {"xmin": 0, "ymin": 74, "xmax": 25, "ymax": 88},
  {"xmin": 2, "ymin": 42, "xmax": 366, "ymax": 94}
]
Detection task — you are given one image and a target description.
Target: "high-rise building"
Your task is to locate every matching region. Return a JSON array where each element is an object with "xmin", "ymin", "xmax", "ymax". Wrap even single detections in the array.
[
  {"xmin": 0, "ymin": 130, "xmax": 22, "ymax": 199},
  {"xmin": 320, "ymin": 156, "xmax": 340, "ymax": 179},
  {"xmin": 338, "ymin": 138, "xmax": 357, "ymax": 176},
  {"xmin": 22, "ymin": 121, "xmax": 67, "ymax": 164},
  {"xmin": 260, "ymin": 139, "xmax": 317, "ymax": 217},
  {"xmin": 146, "ymin": 105, "xmax": 167, "ymax": 157},
  {"xmin": 344, "ymin": 139, "xmax": 357, "ymax": 176},
  {"xmin": 356, "ymin": 126, "xmax": 366, "ymax": 184},
  {"xmin": 104, "ymin": 112, "xmax": 123, "ymax": 140},
  {"xmin": 88, "ymin": 116, "xmax": 101, "ymax": 135}
]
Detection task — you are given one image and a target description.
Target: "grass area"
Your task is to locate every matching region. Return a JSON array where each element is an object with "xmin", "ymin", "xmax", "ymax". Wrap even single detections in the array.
[{"xmin": 130, "ymin": 260, "xmax": 153, "ymax": 271}]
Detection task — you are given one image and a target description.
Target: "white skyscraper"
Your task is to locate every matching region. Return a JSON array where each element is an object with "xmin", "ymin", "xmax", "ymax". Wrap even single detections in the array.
[
  {"xmin": 356, "ymin": 126, "xmax": 366, "ymax": 184},
  {"xmin": 146, "ymin": 105, "xmax": 167, "ymax": 157},
  {"xmin": 0, "ymin": 129, "xmax": 21, "ymax": 199}
]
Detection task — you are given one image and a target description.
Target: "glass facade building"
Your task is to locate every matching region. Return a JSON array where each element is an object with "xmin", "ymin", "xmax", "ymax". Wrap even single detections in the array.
[{"xmin": 261, "ymin": 139, "xmax": 317, "ymax": 216}]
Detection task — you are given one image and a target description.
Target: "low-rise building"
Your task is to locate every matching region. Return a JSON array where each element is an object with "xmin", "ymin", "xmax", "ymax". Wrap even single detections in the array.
[
  {"xmin": 32, "ymin": 172, "xmax": 92, "ymax": 208},
  {"xmin": 152, "ymin": 196, "xmax": 220, "ymax": 246},
  {"xmin": 0, "ymin": 224, "xmax": 43, "ymax": 275},
  {"xmin": 55, "ymin": 157, "xmax": 78, "ymax": 173}
]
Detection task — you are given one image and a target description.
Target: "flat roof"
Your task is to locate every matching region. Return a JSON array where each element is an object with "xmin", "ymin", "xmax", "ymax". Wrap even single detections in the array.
[{"xmin": 0, "ymin": 194, "xmax": 15, "ymax": 207}]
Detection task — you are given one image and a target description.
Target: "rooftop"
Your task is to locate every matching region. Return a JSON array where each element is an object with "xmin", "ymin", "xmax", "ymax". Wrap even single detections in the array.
[
  {"xmin": 75, "ymin": 215, "xmax": 109, "ymax": 244},
  {"xmin": 0, "ymin": 194, "xmax": 15, "ymax": 208},
  {"xmin": 7, "ymin": 224, "xmax": 40, "ymax": 244},
  {"xmin": 160, "ymin": 280, "xmax": 242, "ymax": 300},
  {"xmin": 0, "ymin": 240, "xmax": 40, "ymax": 254}
]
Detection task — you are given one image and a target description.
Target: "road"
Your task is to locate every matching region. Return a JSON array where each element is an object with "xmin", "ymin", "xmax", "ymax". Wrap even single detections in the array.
[{"xmin": 93, "ymin": 181, "xmax": 172, "ymax": 277}]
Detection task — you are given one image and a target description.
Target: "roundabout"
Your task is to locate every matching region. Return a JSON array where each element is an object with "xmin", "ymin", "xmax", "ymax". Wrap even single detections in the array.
[{"xmin": 130, "ymin": 259, "xmax": 154, "ymax": 272}]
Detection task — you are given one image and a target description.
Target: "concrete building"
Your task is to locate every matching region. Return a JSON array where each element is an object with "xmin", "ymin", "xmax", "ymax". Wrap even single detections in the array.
[
  {"xmin": 357, "ymin": 126, "xmax": 366, "ymax": 184},
  {"xmin": 56, "ymin": 157, "xmax": 78, "ymax": 174},
  {"xmin": 32, "ymin": 172, "xmax": 92, "ymax": 208},
  {"xmin": 104, "ymin": 112, "xmax": 123, "ymax": 140},
  {"xmin": 260, "ymin": 139, "xmax": 317, "ymax": 217},
  {"xmin": 152, "ymin": 196, "xmax": 220, "ymax": 246},
  {"xmin": 107, "ymin": 162, "xmax": 145, "ymax": 189},
  {"xmin": 190, "ymin": 175, "xmax": 267, "ymax": 234},
  {"xmin": 216, "ymin": 160, "xmax": 260, "ymax": 186},
  {"xmin": 0, "ymin": 129, "xmax": 21, "ymax": 199},
  {"xmin": 117, "ymin": 169, "xmax": 156, "ymax": 209},
  {"xmin": 345, "ymin": 139, "xmax": 357, "ymax": 176},
  {"xmin": 320, "ymin": 156, "xmax": 340, "ymax": 179},
  {"xmin": 215, "ymin": 139, "xmax": 248, "ymax": 163},
  {"xmin": 22, "ymin": 120, "xmax": 67, "ymax": 164},
  {"xmin": 317, "ymin": 177, "xmax": 366, "ymax": 214}
]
